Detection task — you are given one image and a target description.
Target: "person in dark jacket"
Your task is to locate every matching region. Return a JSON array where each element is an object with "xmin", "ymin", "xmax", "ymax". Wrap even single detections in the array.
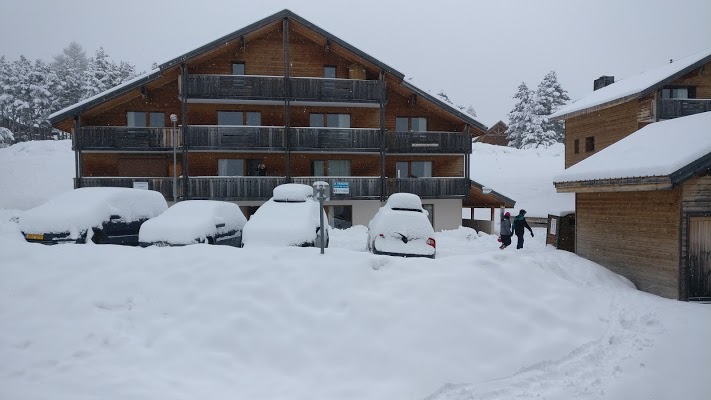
[
  {"xmin": 499, "ymin": 210, "xmax": 512, "ymax": 250},
  {"xmin": 512, "ymin": 209, "xmax": 534, "ymax": 249}
]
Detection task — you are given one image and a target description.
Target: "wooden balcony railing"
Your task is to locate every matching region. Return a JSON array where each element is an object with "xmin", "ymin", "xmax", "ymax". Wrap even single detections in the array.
[
  {"xmin": 77, "ymin": 127, "xmax": 181, "ymax": 151},
  {"xmin": 386, "ymin": 131, "xmax": 470, "ymax": 153},
  {"xmin": 188, "ymin": 126, "xmax": 286, "ymax": 150},
  {"xmin": 290, "ymin": 77, "xmax": 384, "ymax": 103},
  {"xmin": 291, "ymin": 177, "xmax": 382, "ymax": 199},
  {"xmin": 186, "ymin": 75, "xmax": 384, "ymax": 103},
  {"xmin": 659, "ymin": 99, "xmax": 711, "ymax": 119},
  {"xmin": 385, "ymin": 177, "xmax": 469, "ymax": 198},
  {"xmin": 186, "ymin": 75, "xmax": 285, "ymax": 100},
  {"xmin": 290, "ymin": 128, "xmax": 380, "ymax": 151},
  {"xmin": 187, "ymin": 177, "xmax": 286, "ymax": 201},
  {"xmin": 76, "ymin": 177, "xmax": 181, "ymax": 199}
]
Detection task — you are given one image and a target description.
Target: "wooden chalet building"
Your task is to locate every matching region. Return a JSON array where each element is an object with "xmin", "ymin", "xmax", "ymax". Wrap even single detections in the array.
[
  {"xmin": 551, "ymin": 48, "xmax": 711, "ymax": 300},
  {"xmin": 474, "ymin": 120, "xmax": 509, "ymax": 146},
  {"xmin": 48, "ymin": 10, "xmax": 487, "ymax": 231}
]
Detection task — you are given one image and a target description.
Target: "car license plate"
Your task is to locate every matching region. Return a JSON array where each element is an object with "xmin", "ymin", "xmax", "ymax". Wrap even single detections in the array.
[{"xmin": 26, "ymin": 233, "xmax": 44, "ymax": 240}]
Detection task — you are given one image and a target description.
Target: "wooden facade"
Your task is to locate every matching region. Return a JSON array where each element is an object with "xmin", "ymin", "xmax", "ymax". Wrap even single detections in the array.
[
  {"xmin": 554, "ymin": 51, "xmax": 711, "ymax": 300},
  {"xmin": 51, "ymin": 10, "xmax": 487, "ymax": 206}
]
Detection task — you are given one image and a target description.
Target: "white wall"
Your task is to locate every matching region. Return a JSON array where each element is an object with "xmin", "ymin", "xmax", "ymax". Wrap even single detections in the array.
[
  {"xmin": 325, "ymin": 199, "xmax": 382, "ymax": 227},
  {"xmin": 424, "ymin": 198, "xmax": 463, "ymax": 231}
]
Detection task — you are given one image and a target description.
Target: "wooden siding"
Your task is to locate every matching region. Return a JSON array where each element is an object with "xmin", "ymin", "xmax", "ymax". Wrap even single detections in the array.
[
  {"xmin": 564, "ymin": 101, "xmax": 639, "ymax": 168},
  {"xmin": 385, "ymin": 155, "xmax": 464, "ymax": 177},
  {"xmin": 188, "ymin": 28, "xmax": 285, "ymax": 76},
  {"xmin": 667, "ymin": 60, "xmax": 711, "ymax": 99},
  {"xmin": 188, "ymin": 152, "xmax": 287, "ymax": 176},
  {"xmin": 576, "ymin": 190, "xmax": 681, "ymax": 299},
  {"xmin": 290, "ymin": 153, "xmax": 380, "ymax": 176},
  {"xmin": 82, "ymin": 81, "xmax": 183, "ymax": 127},
  {"xmin": 679, "ymin": 175, "xmax": 711, "ymax": 300},
  {"xmin": 82, "ymin": 153, "xmax": 176, "ymax": 177},
  {"xmin": 385, "ymin": 89, "xmax": 465, "ymax": 133}
]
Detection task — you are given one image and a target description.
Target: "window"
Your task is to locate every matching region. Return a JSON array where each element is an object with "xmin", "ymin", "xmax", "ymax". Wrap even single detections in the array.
[
  {"xmin": 661, "ymin": 87, "xmax": 693, "ymax": 99},
  {"xmin": 422, "ymin": 204, "xmax": 434, "ymax": 227},
  {"xmin": 217, "ymin": 111, "xmax": 261, "ymax": 125},
  {"xmin": 574, "ymin": 139, "xmax": 580, "ymax": 154},
  {"xmin": 396, "ymin": 161, "xmax": 433, "ymax": 178},
  {"xmin": 585, "ymin": 136, "xmax": 595, "ymax": 152},
  {"xmin": 311, "ymin": 160, "xmax": 351, "ymax": 176},
  {"xmin": 324, "ymin": 66, "xmax": 337, "ymax": 79},
  {"xmin": 328, "ymin": 205, "xmax": 352, "ymax": 229},
  {"xmin": 310, "ymin": 113, "xmax": 351, "ymax": 128},
  {"xmin": 218, "ymin": 159, "xmax": 244, "ymax": 176},
  {"xmin": 232, "ymin": 63, "xmax": 245, "ymax": 75},
  {"xmin": 395, "ymin": 117, "xmax": 427, "ymax": 132},
  {"xmin": 127, "ymin": 112, "xmax": 165, "ymax": 127}
]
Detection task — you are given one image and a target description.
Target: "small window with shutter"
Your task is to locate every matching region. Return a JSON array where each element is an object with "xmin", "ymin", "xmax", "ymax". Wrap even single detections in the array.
[{"xmin": 585, "ymin": 136, "xmax": 595, "ymax": 152}]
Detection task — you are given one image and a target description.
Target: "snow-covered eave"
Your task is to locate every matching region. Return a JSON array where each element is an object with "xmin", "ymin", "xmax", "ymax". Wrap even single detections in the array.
[
  {"xmin": 47, "ymin": 69, "xmax": 162, "ymax": 125},
  {"xmin": 467, "ymin": 179, "xmax": 516, "ymax": 208},
  {"xmin": 550, "ymin": 52, "xmax": 711, "ymax": 121},
  {"xmin": 400, "ymin": 81, "xmax": 488, "ymax": 132},
  {"xmin": 554, "ymin": 152, "xmax": 711, "ymax": 193}
]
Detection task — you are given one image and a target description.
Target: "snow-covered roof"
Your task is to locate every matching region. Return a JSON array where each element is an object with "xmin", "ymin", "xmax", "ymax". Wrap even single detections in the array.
[
  {"xmin": 47, "ymin": 69, "xmax": 161, "ymax": 122},
  {"xmin": 551, "ymin": 48, "xmax": 711, "ymax": 120},
  {"xmin": 47, "ymin": 9, "xmax": 486, "ymax": 131},
  {"xmin": 554, "ymin": 112, "xmax": 711, "ymax": 185}
]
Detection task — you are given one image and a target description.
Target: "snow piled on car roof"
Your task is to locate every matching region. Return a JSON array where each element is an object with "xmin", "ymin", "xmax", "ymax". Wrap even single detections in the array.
[
  {"xmin": 19, "ymin": 187, "xmax": 168, "ymax": 237},
  {"xmin": 386, "ymin": 193, "xmax": 424, "ymax": 210},
  {"xmin": 273, "ymin": 183, "xmax": 313, "ymax": 202},
  {"xmin": 242, "ymin": 196, "xmax": 326, "ymax": 247},
  {"xmin": 138, "ymin": 200, "xmax": 247, "ymax": 245}
]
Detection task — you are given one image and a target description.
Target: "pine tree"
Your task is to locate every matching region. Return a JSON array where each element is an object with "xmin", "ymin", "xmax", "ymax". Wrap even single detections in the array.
[
  {"xmin": 506, "ymin": 82, "xmax": 533, "ymax": 148},
  {"xmin": 534, "ymin": 71, "xmax": 569, "ymax": 142},
  {"xmin": 51, "ymin": 42, "xmax": 88, "ymax": 111}
]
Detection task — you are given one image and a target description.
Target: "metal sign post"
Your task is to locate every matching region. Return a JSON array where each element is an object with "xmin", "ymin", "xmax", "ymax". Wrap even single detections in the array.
[
  {"xmin": 170, "ymin": 114, "xmax": 178, "ymax": 202},
  {"xmin": 312, "ymin": 181, "xmax": 330, "ymax": 255}
]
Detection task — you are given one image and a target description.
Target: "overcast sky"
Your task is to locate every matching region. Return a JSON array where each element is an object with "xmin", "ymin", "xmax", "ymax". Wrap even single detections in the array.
[{"xmin": 2, "ymin": 0, "xmax": 710, "ymax": 127}]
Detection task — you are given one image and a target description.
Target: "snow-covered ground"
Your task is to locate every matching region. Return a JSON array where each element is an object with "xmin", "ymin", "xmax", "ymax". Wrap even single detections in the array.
[
  {"xmin": 1, "ymin": 140, "xmax": 709, "ymax": 400},
  {"xmin": 0, "ymin": 140, "xmax": 74, "ymax": 210},
  {"xmin": 469, "ymin": 142, "xmax": 575, "ymax": 218}
]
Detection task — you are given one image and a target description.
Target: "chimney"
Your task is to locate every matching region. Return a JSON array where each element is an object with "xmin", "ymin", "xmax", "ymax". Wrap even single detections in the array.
[{"xmin": 594, "ymin": 76, "xmax": 615, "ymax": 91}]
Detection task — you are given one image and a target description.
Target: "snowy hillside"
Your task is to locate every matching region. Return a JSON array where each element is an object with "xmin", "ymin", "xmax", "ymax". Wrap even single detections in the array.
[
  {"xmin": 470, "ymin": 142, "xmax": 575, "ymax": 217},
  {"xmin": 0, "ymin": 140, "xmax": 74, "ymax": 210}
]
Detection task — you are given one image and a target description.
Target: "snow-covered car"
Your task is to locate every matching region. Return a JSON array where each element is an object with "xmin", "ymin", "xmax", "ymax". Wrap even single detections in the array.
[
  {"xmin": 242, "ymin": 183, "xmax": 329, "ymax": 248},
  {"xmin": 138, "ymin": 200, "xmax": 247, "ymax": 247},
  {"xmin": 367, "ymin": 193, "xmax": 436, "ymax": 258},
  {"xmin": 19, "ymin": 187, "xmax": 168, "ymax": 245}
]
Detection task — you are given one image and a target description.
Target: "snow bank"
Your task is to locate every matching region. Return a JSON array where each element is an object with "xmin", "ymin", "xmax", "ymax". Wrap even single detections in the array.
[
  {"xmin": 551, "ymin": 47, "xmax": 711, "ymax": 118},
  {"xmin": 19, "ymin": 187, "xmax": 168, "ymax": 238},
  {"xmin": 272, "ymin": 183, "xmax": 313, "ymax": 201},
  {"xmin": 554, "ymin": 112, "xmax": 711, "ymax": 183},
  {"xmin": 0, "ymin": 140, "xmax": 74, "ymax": 210},
  {"xmin": 0, "ymin": 220, "xmax": 642, "ymax": 400},
  {"xmin": 386, "ymin": 192, "xmax": 424, "ymax": 210},
  {"xmin": 469, "ymin": 142, "xmax": 574, "ymax": 217},
  {"xmin": 138, "ymin": 200, "xmax": 247, "ymax": 245}
]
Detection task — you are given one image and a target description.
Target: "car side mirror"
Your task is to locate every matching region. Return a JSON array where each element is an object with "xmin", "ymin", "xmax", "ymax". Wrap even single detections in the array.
[
  {"xmin": 110, "ymin": 215, "xmax": 121, "ymax": 220},
  {"xmin": 215, "ymin": 223, "xmax": 226, "ymax": 228}
]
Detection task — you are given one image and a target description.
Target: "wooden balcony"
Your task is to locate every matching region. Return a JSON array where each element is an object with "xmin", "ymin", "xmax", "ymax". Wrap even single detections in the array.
[
  {"xmin": 188, "ymin": 125, "xmax": 286, "ymax": 150},
  {"xmin": 186, "ymin": 75, "xmax": 384, "ymax": 104},
  {"xmin": 187, "ymin": 177, "xmax": 286, "ymax": 200},
  {"xmin": 186, "ymin": 75, "xmax": 285, "ymax": 101},
  {"xmin": 290, "ymin": 128, "xmax": 380, "ymax": 152},
  {"xmin": 386, "ymin": 177, "xmax": 469, "ymax": 198},
  {"xmin": 76, "ymin": 177, "xmax": 180, "ymax": 200},
  {"xmin": 290, "ymin": 77, "xmax": 384, "ymax": 103},
  {"xmin": 292, "ymin": 177, "xmax": 381, "ymax": 199},
  {"xmin": 659, "ymin": 99, "xmax": 711, "ymax": 119},
  {"xmin": 76, "ymin": 127, "xmax": 181, "ymax": 151},
  {"xmin": 386, "ymin": 131, "xmax": 471, "ymax": 154}
]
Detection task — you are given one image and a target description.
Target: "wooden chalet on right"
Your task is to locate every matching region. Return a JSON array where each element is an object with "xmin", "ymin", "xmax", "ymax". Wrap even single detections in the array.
[{"xmin": 551, "ymin": 48, "xmax": 711, "ymax": 300}]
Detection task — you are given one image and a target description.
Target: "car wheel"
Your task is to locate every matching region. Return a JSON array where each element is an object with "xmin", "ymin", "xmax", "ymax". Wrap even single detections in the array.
[{"xmin": 91, "ymin": 229, "xmax": 107, "ymax": 244}]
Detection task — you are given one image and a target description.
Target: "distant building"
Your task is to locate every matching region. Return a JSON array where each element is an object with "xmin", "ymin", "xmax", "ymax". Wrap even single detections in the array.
[
  {"xmin": 552, "ymin": 49, "xmax": 711, "ymax": 300},
  {"xmin": 473, "ymin": 120, "xmax": 509, "ymax": 146}
]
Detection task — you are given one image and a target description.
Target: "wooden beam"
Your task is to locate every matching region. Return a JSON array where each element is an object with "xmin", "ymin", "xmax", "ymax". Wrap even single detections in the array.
[
  {"xmin": 180, "ymin": 63, "xmax": 189, "ymax": 199},
  {"xmin": 283, "ymin": 17, "xmax": 291, "ymax": 182}
]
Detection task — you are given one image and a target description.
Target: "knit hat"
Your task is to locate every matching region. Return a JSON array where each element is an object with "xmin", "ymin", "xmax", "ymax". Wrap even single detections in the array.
[
  {"xmin": 504, "ymin": 212, "xmax": 510, "ymax": 217},
  {"xmin": 520, "ymin": 209, "xmax": 527, "ymax": 215}
]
